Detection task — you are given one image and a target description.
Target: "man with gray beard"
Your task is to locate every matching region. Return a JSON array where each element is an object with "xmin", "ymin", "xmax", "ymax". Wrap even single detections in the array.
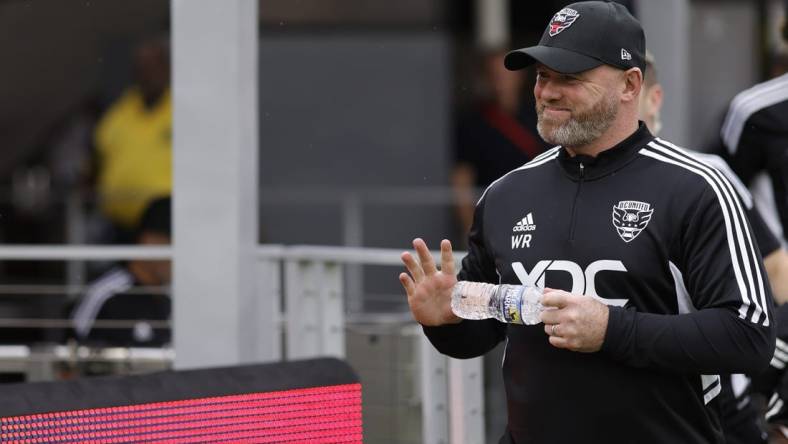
[
  {"xmin": 400, "ymin": 2, "xmax": 775, "ymax": 443},
  {"xmin": 534, "ymin": 66, "xmax": 619, "ymax": 149}
]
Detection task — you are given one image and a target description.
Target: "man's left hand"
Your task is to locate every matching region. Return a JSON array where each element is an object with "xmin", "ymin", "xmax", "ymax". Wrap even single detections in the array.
[{"xmin": 540, "ymin": 289, "xmax": 610, "ymax": 352}]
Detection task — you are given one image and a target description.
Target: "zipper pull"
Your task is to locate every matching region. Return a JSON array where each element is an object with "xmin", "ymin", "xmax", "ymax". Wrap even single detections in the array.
[{"xmin": 579, "ymin": 163, "xmax": 585, "ymax": 179}]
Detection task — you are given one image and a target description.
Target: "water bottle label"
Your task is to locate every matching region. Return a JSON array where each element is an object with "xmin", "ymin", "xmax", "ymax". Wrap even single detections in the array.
[{"xmin": 501, "ymin": 286, "xmax": 525, "ymax": 325}]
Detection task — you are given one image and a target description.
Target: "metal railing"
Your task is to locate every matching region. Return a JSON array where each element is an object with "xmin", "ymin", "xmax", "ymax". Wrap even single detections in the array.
[
  {"xmin": 5, "ymin": 184, "xmax": 478, "ymax": 312},
  {"xmin": 0, "ymin": 344, "xmax": 174, "ymax": 382}
]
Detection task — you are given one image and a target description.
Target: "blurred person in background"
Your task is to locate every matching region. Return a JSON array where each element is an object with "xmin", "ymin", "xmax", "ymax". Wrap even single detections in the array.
[
  {"xmin": 94, "ymin": 37, "xmax": 172, "ymax": 243},
  {"xmin": 452, "ymin": 48, "xmax": 549, "ymax": 239},
  {"xmin": 718, "ymin": 4, "xmax": 788, "ymax": 442},
  {"xmin": 720, "ymin": 7, "xmax": 788, "ymax": 248},
  {"xmin": 642, "ymin": 51, "xmax": 788, "ymax": 444},
  {"xmin": 68, "ymin": 196, "xmax": 171, "ymax": 348}
]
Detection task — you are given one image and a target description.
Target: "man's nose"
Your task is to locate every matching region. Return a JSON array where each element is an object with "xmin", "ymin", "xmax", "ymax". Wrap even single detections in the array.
[{"xmin": 537, "ymin": 81, "xmax": 562, "ymax": 102}]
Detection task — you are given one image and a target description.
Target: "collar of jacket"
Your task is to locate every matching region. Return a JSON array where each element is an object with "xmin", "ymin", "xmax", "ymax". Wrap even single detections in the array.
[{"xmin": 556, "ymin": 122, "xmax": 654, "ymax": 181}]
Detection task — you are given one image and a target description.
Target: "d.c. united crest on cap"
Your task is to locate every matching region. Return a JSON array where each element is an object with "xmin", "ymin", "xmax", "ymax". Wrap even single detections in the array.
[
  {"xmin": 548, "ymin": 8, "xmax": 580, "ymax": 37},
  {"xmin": 612, "ymin": 200, "xmax": 653, "ymax": 242}
]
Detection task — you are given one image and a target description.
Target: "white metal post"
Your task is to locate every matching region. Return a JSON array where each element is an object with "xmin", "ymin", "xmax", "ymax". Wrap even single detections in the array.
[
  {"xmin": 172, "ymin": 0, "xmax": 260, "ymax": 368},
  {"xmin": 285, "ymin": 260, "xmax": 345, "ymax": 360},
  {"xmin": 420, "ymin": 334, "xmax": 450, "ymax": 444},
  {"xmin": 342, "ymin": 193, "xmax": 364, "ymax": 314},
  {"xmin": 320, "ymin": 261, "xmax": 346, "ymax": 357},
  {"xmin": 284, "ymin": 260, "xmax": 319, "ymax": 359},
  {"xmin": 449, "ymin": 358, "xmax": 485, "ymax": 444},
  {"xmin": 244, "ymin": 259, "xmax": 283, "ymax": 362}
]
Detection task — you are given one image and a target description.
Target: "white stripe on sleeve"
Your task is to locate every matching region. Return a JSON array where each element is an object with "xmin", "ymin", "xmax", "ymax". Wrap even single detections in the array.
[{"xmin": 639, "ymin": 141, "xmax": 768, "ymax": 325}]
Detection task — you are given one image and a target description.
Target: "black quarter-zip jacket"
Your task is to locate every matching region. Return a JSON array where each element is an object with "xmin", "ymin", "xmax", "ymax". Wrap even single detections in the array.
[{"xmin": 424, "ymin": 124, "xmax": 776, "ymax": 443}]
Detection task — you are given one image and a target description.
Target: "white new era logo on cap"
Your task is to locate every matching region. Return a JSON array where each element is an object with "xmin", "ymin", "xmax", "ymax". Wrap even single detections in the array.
[{"xmin": 621, "ymin": 48, "xmax": 632, "ymax": 61}]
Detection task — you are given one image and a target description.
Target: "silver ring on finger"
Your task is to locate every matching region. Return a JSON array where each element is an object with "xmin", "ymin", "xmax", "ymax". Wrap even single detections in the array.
[{"xmin": 551, "ymin": 324, "xmax": 559, "ymax": 337}]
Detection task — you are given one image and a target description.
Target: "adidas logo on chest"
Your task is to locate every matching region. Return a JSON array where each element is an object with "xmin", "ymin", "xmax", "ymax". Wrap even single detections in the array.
[{"xmin": 513, "ymin": 213, "xmax": 536, "ymax": 232}]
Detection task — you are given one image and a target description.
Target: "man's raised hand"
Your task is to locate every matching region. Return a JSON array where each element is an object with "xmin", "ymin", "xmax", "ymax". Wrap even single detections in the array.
[{"xmin": 399, "ymin": 238, "xmax": 462, "ymax": 326}]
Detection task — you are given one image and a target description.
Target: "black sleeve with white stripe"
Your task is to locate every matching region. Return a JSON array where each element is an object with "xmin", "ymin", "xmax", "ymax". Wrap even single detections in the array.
[
  {"xmin": 603, "ymin": 144, "xmax": 776, "ymax": 374},
  {"xmin": 768, "ymin": 355, "xmax": 788, "ymax": 427},
  {"xmin": 422, "ymin": 196, "xmax": 507, "ymax": 359},
  {"xmin": 722, "ymin": 75, "xmax": 788, "ymax": 238},
  {"xmin": 747, "ymin": 305, "xmax": 788, "ymax": 426},
  {"xmin": 692, "ymin": 152, "xmax": 781, "ymax": 257},
  {"xmin": 724, "ymin": 120, "xmax": 788, "ymax": 241},
  {"xmin": 751, "ymin": 339, "xmax": 788, "ymax": 398},
  {"xmin": 761, "ymin": 341, "xmax": 788, "ymax": 427},
  {"xmin": 719, "ymin": 75, "xmax": 781, "ymax": 185}
]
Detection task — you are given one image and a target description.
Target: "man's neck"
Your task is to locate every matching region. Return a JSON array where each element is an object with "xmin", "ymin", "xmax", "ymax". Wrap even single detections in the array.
[{"xmin": 564, "ymin": 119, "xmax": 639, "ymax": 158}]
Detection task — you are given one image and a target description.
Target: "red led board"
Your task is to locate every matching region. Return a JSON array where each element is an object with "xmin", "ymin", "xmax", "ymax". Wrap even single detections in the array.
[{"xmin": 0, "ymin": 358, "xmax": 362, "ymax": 443}]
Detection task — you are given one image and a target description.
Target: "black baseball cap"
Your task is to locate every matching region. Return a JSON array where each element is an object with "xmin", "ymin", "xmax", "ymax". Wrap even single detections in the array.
[{"xmin": 505, "ymin": 1, "xmax": 646, "ymax": 75}]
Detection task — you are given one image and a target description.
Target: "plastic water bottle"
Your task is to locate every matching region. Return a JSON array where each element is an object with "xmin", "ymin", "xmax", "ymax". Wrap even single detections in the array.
[{"xmin": 450, "ymin": 281, "xmax": 544, "ymax": 325}]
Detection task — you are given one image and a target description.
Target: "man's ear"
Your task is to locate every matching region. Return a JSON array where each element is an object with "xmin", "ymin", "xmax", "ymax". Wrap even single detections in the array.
[{"xmin": 621, "ymin": 67, "xmax": 643, "ymax": 103}]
